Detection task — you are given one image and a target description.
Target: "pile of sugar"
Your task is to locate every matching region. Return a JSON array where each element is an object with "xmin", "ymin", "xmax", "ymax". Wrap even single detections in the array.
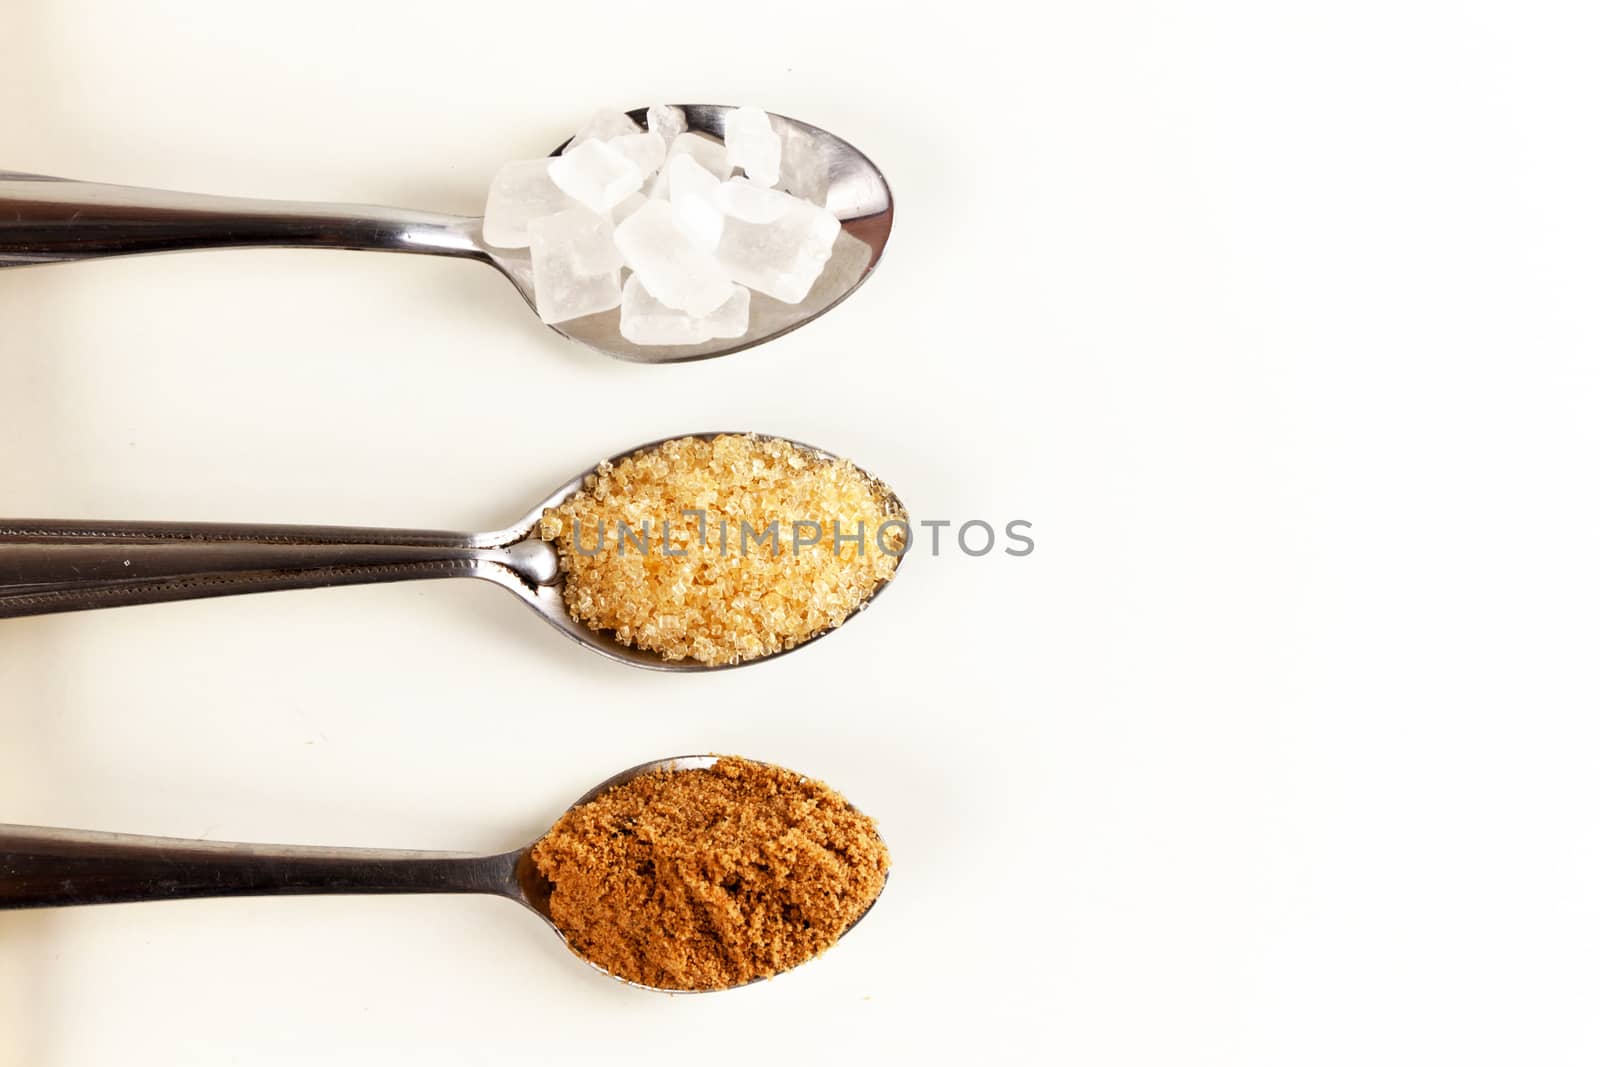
[
  {"xmin": 538, "ymin": 434, "xmax": 905, "ymax": 666},
  {"xmin": 483, "ymin": 106, "xmax": 839, "ymax": 345},
  {"xmin": 531, "ymin": 756, "xmax": 890, "ymax": 991}
]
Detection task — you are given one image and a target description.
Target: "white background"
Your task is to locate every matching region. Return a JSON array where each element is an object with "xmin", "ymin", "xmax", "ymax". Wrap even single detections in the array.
[{"xmin": 2, "ymin": 1, "xmax": 1597, "ymax": 1063}]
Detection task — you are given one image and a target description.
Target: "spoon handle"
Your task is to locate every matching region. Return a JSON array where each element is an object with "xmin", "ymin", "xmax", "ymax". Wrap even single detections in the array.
[
  {"xmin": 0, "ymin": 172, "xmax": 484, "ymax": 267},
  {"xmin": 0, "ymin": 517, "xmax": 539, "ymax": 619},
  {"xmin": 0, "ymin": 825, "xmax": 519, "ymax": 909}
]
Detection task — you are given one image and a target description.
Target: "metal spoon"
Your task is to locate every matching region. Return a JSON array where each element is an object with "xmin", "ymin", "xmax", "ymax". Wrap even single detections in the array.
[
  {"xmin": 0, "ymin": 432, "xmax": 906, "ymax": 671},
  {"xmin": 0, "ymin": 106, "xmax": 892, "ymax": 364},
  {"xmin": 0, "ymin": 755, "xmax": 888, "ymax": 993}
]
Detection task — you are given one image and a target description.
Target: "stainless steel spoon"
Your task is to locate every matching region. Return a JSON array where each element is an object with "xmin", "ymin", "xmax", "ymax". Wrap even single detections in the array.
[
  {"xmin": 0, "ymin": 106, "xmax": 893, "ymax": 364},
  {"xmin": 0, "ymin": 755, "xmax": 888, "ymax": 993},
  {"xmin": 0, "ymin": 432, "xmax": 906, "ymax": 671}
]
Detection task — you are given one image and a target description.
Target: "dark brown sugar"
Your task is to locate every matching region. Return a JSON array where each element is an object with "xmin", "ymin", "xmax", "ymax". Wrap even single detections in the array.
[{"xmin": 530, "ymin": 756, "xmax": 890, "ymax": 991}]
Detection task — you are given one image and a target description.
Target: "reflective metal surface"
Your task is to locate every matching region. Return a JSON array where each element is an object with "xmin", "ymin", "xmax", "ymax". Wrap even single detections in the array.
[
  {"xmin": 0, "ymin": 432, "xmax": 908, "ymax": 672},
  {"xmin": 0, "ymin": 106, "xmax": 893, "ymax": 363},
  {"xmin": 0, "ymin": 754, "xmax": 888, "ymax": 994}
]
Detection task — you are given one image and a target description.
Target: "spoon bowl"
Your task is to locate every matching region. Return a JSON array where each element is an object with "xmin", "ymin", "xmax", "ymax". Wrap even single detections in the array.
[
  {"xmin": 0, "ymin": 106, "xmax": 892, "ymax": 363},
  {"xmin": 0, "ymin": 754, "xmax": 889, "ymax": 994},
  {"xmin": 0, "ymin": 432, "xmax": 908, "ymax": 671},
  {"xmin": 537, "ymin": 105, "xmax": 893, "ymax": 363},
  {"xmin": 513, "ymin": 754, "xmax": 888, "ymax": 992},
  {"xmin": 485, "ymin": 431, "xmax": 908, "ymax": 671}
]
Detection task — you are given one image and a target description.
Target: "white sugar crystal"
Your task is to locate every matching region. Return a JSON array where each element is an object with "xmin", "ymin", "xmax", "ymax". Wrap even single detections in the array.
[
  {"xmin": 564, "ymin": 108, "xmax": 641, "ymax": 152},
  {"xmin": 547, "ymin": 207, "xmax": 621, "ymax": 276},
  {"xmin": 723, "ymin": 107, "xmax": 782, "ymax": 187},
  {"xmin": 716, "ymin": 177, "xmax": 791, "ymax": 223},
  {"xmin": 527, "ymin": 209, "xmax": 622, "ymax": 324},
  {"xmin": 612, "ymin": 192, "xmax": 647, "ymax": 224},
  {"xmin": 698, "ymin": 284, "xmax": 749, "ymax": 337},
  {"xmin": 548, "ymin": 139, "xmax": 643, "ymax": 214},
  {"xmin": 716, "ymin": 197, "xmax": 841, "ymax": 303},
  {"xmin": 665, "ymin": 131, "xmax": 732, "ymax": 180},
  {"xmin": 777, "ymin": 124, "xmax": 829, "ymax": 206},
  {"xmin": 793, "ymin": 229, "xmax": 872, "ymax": 312},
  {"xmin": 619, "ymin": 274, "xmax": 749, "ymax": 345},
  {"xmin": 482, "ymin": 159, "xmax": 575, "ymax": 248},
  {"xmin": 744, "ymin": 229, "xmax": 874, "ymax": 337},
  {"xmin": 646, "ymin": 105, "xmax": 688, "ymax": 148},
  {"xmin": 646, "ymin": 171, "xmax": 669, "ymax": 199},
  {"xmin": 607, "ymin": 131, "xmax": 666, "ymax": 178},
  {"xmin": 668, "ymin": 154, "xmax": 724, "ymax": 249},
  {"xmin": 614, "ymin": 200, "xmax": 734, "ymax": 316}
]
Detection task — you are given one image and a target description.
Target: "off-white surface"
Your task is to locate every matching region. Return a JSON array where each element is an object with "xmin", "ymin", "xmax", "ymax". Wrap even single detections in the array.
[{"xmin": 2, "ymin": 2, "xmax": 1597, "ymax": 1064}]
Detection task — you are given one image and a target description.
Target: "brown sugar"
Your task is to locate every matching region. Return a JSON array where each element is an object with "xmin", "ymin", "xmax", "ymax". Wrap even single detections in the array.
[
  {"xmin": 538, "ymin": 434, "xmax": 905, "ymax": 666},
  {"xmin": 530, "ymin": 756, "xmax": 890, "ymax": 991}
]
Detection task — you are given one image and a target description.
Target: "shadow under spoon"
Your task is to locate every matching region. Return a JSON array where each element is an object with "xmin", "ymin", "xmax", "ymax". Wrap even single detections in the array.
[
  {"xmin": 0, "ymin": 755, "xmax": 887, "ymax": 993},
  {"xmin": 0, "ymin": 432, "xmax": 906, "ymax": 672},
  {"xmin": 0, "ymin": 105, "xmax": 892, "ymax": 364}
]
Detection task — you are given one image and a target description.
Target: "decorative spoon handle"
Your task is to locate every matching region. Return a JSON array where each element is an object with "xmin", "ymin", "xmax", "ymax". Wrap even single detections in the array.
[
  {"xmin": 0, "ymin": 173, "xmax": 483, "ymax": 267},
  {"xmin": 0, "ymin": 824, "xmax": 518, "ymax": 909},
  {"xmin": 0, "ymin": 518, "xmax": 533, "ymax": 618}
]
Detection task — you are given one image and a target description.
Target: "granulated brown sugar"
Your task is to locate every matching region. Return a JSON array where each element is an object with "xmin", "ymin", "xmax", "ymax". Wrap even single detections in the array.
[
  {"xmin": 538, "ymin": 434, "xmax": 904, "ymax": 666},
  {"xmin": 530, "ymin": 756, "xmax": 890, "ymax": 991}
]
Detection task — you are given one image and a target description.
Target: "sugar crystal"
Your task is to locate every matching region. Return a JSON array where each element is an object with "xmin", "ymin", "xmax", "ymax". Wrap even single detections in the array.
[
  {"xmin": 723, "ymin": 108, "xmax": 782, "ymax": 187},
  {"xmin": 482, "ymin": 159, "xmax": 575, "ymax": 248},
  {"xmin": 527, "ymin": 209, "xmax": 622, "ymax": 324},
  {"xmin": 489, "ymin": 107, "xmax": 852, "ymax": 341},
  {"xmin": 612, "ymin": 192, "xmax": 647, "ymax": 225},
  {"xmin": 619, "ymin": 274, "xmax": 749, "ymax": 346},
  {"xmin": 665, "ymin": 132, "xmax": 732, "ymax": 180},
  {"xmin": 646, "ymin": 105, "xmax": 688, "ymax": 147},
  {"xmin": 744, "ymin": 229, "xmax": 873, "ymax": 339},
  {"xmin": 716, "ymin": 197, "xmax": 841, "ymax": 303},
  {"xmin": 557, "ymin": 208, "xmax": 622, "ymax": 276},
  {"xmin": 607, "ymin": 131, "xmax": 666, "ymax": 178},
  {"xmin": 777, "ymin": 124, "xmax": 829, "ymax": 206},
  {"xmin": 613, "ymin": 199, "xmax": 735, "ymax": 316},
  {"xmin": 548, "ymin": 139, "xmax": 644, "ymax": 214},
  {"xmin": 564, "ymin": 109, "xmax": 642, "ymax": 152},
  {"xmin": 668, "ymin": 153, "xmax": 725, "ymax": 249},
  {"xmin": 716, "ymin": 177, "xmax": 792, "ymax": 224},
  {"xmin": 796, "ymin": 228, "xmax": 873, "ymax": 312}
]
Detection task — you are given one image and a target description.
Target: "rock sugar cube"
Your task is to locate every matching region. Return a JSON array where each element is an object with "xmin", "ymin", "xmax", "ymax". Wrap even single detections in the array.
[
  {"xmin": 614, "ymin": 199, "xmax": 735, "ymax": 316},
  {"xmin": 527, "ymin": 209, "xmax": 622, "ymax": 324},
  {"xmin": 548, "ymin": 139, "xmax": 644, "ymax": 215},
  {"xmin": 716, "ymin": 196, "xmax": 841, "ymax": 303},
  {"xmin": 564, "ymin": 109, "xmax": 642, "ymax": 152},
  {"xmin": 646, "ymin": 105, "xmax": 688, "ymax": 148},
  {"xmin": 792, "ymin": 229, "xmax": 873, "ymax": 314},
  {"xmin": 668, "ymin": 154, "xmax": 725, "ymax": 249},
  {"xmin": 482, "ymin": 159, "xmax": 575, "ymax": 248},
  {"xmin": 723, "ymin": 107, "xmax": 782, "ymax": 187},
  {"xmin": 619, "ymin": 274, "xmax": 750, "ymax": 345},
  {"xmin": 716, "ymin": 177, "xmax": 791, "ymax": 224},
  {"xmin": 607, "ymin": 131, "xmax": 667, "ymax": 178},
  {"xmin": 777, "ymin": 124, "xmax": 829, "ymax": 206},
  {"xmin": 612, "ymin": 192, "xmax": 647, "ymax": 225},
  {"xmin": 665, "ymin": 131, "xmax": 732, "ymax": 181}
]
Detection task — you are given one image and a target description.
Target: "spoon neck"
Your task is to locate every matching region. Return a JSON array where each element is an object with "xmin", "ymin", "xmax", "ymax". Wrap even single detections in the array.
[
  {"xmin": 0, "ymin": 518, "xmax": 543, "ymax": 619},
  {"xmin": 0, "ymin": 825, "xmax": 523, "ymax": 909},
  {"xmin": 0, "ymin": 173, "xmax": 487, "ymax": 267}
]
